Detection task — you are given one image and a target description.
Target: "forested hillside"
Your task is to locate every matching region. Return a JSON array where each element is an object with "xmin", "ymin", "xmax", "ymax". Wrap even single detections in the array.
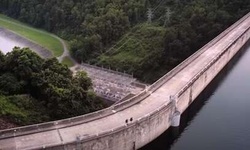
[
  {"xmin": 0, "ymin": 0, "xmax": 250, "ymax": 82},
  {"xmin": 0, "ymin": 48, "xmax": 104, "ymax": 127}
]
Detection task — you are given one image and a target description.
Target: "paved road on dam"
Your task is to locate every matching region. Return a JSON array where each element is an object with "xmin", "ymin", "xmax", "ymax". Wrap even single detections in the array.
[
  {"xmin": 1, "ymin": 13, "xmax": 250, "ymax": 150},
  {"xmin": 0, "ymin": 16, "xmax": 69, "ymax": 59},
  {"xmin": 143, "ymin": 37, "xmax": 250, "ymax": 150}
]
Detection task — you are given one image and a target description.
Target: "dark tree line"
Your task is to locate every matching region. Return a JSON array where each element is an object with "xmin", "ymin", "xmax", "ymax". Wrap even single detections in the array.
[
  {"xmin": 0, "ymin": 0, "xmax": 152, "ymax": 59},
  {"xmin": 0, "ymin": 0, "xmax": 250, "ymax": 82},
  {"xmin": 0, "ymin": 48, "xmax": 104, "ymax": 125},
  {"xmin": 94, "ymin": 0, "xmax": 250, "ymax": 82}
]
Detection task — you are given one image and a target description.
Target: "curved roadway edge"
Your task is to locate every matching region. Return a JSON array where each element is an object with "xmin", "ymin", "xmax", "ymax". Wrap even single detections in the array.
[
  {"xmin": 0, "ymin": 17, "xmax": 69, "ymax": 60},
  {"xmin": 0, "ymin": 27, "xmax": 53, "ymax": 58},
  {"xmin": 56, "ymin": 37, "xmax": 77, "ymax": 65},
  {"xmin": 0, "ymin": 12, "xmax": 250, "ymax": 150}
]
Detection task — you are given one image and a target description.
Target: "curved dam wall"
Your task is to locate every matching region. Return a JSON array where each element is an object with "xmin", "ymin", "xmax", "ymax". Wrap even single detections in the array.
[
  {"xmin": 62, "ymin": 13, "xmax": 250, "ymax": 150},
  {"xmin": 0, "ymin": 12, "xmax": 250, "ymax": 150},
  {"xmin": 175, "ymin": 18, "xmax": 250, "ymax": 114}
]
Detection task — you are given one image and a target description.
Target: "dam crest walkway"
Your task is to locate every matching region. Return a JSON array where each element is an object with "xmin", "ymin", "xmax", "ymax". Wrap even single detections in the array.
[{"xmin": 1, "ymin": 12, "xmax": 250, "ymax": 150}]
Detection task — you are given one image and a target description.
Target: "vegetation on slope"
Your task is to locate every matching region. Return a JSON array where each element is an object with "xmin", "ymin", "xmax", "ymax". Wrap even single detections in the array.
[
  {"xmin": 96, "ymin": 24, "xmax": 166, "ymax": 81},
  {"xmin": 0, "ymin": 0, "xmax": 249, "ymax": 129},
  {"xmin": 95, "ymin": 0, "xmax": 250, "ymax": 82},
  {"xmin": 0, "ymin": 0, "xmax": 250, "ymax": 83},
  {"xmin": 62, "ymin": 56, "xmax": 75, "ymax": 67},
  {"xmin": 0, "ymin": 95, "xmax": 49, "ymax": 125},
  {"xmin": 0, "ymin": 49, "xmax": 104, "ymax": 126}
]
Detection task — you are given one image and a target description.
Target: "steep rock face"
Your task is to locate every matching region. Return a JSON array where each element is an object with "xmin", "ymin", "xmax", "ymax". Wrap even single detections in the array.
[{"xmin": 0, "ymin": 118, "xmax": 17, "ymax": 130}]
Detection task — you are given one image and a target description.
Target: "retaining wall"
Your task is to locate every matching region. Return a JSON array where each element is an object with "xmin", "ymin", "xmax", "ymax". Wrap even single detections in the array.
[
  {"xmin": 175, "ymin": 21, "xmax": 250, "ymax": 113},
  {"xmin": 0, "ymin": 12, "xmax": 250, "ymax": 150}
]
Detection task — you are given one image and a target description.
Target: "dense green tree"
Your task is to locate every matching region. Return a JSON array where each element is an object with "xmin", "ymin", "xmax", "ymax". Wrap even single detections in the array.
[
  {"xmin": 4, "ymin": 47, "xmax": 43, "ymax": 80},
  {"xmin": 0, "ymin": 0, "xmax": 149, "ymax": 60},
  {"xmin": 0, "ymin": 48, "xmax": 104, "ymax": 124},
  {"xmin": 73, "ymin": 71, "xmax": 92, "ymax": 91},
  {"xmin": 0, "ymin": 51, "xmax": 5, "ymax": 72},
  {"xmin": 0, "ymin": 0, "xmax": 249, "ymax": 83},
  {"xmin": 0, "ymin": 73, "xmax": 24, "ymax": 95}
]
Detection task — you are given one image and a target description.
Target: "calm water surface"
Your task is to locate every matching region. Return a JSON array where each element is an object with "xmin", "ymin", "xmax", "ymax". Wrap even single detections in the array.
[
  {"xmin": 142, "ymin": 42, "xmax": 250, "ymax": 150},
  {"xmin": 0, "ymin": 36, "xmax": 25, "ymax": 54}
]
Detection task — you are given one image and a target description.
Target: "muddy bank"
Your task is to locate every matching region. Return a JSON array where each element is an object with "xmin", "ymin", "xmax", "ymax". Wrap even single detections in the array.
[
  {"xmin": 0, "ymin": 27, "xmax": 53, "ymax": 58},
  {"xmin": 0, "ymin": 118, "xmax": 17, "ymax": 130}
]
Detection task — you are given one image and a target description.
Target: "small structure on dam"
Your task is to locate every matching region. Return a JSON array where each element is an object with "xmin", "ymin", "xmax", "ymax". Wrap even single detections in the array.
[{"xmin": 0, "ymin": 12, "xmax": 250, "ymax": 150}]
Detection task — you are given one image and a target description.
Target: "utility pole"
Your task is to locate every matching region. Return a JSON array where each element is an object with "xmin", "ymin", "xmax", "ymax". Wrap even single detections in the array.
[
  {"xmin": 164, "ymin": 7, "xmax": 172, "ymax": 27},
  {"xmin": 147, "ymin": 8, "xmax": 153, "ymax": 23}
]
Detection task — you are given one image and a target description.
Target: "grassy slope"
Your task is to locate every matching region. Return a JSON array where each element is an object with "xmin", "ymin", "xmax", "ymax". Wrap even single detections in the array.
[
  {"xmin": 0, "ymin": 14, "xmax": 64, "ymax": 56},
  {"xmin": 97, "ymin": 23, "xmax": 166, "ymax": 82},
  {"xmin": 62, "ymin": 56, "xmax": 75, "ymax": 67},
  {"xmin": 0, "ymin": 95, "xmax": 49, "ymax": 126}
]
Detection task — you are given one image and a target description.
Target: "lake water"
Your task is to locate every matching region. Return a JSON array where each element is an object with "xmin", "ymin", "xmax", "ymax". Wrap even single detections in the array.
[
  {"xmin": 141, "ymin": 41, "xmax": 250, "ymax": 150},
  {"xmin": 0, "ymin": 36, "xmax": 25, "ymax": 54}
]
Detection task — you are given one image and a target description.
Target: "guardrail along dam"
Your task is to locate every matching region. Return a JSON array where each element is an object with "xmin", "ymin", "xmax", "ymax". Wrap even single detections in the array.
[{"xmin": 1, "ymin": 12, "xmax": 250, "ymax": 150}]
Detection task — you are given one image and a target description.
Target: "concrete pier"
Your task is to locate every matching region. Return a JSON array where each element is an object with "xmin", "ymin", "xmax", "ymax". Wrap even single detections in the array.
[{"xmin": 0, "ymin": 12, "xmax": 250, "ymax": 150}]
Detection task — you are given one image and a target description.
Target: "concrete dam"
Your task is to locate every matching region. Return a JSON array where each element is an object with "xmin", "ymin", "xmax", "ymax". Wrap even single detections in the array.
[{"xmin": 1, "ymin": 12, "xmax": 250, "ymax": 150}]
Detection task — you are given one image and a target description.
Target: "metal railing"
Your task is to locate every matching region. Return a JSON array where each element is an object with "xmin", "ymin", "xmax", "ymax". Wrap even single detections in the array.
[
  {"xmin": 174, "ymin": 12, "xmax": 250, "ymax": 100},
  {"xmin": 149, "ymin": 12, "xmax": 250, "ymax": 93},
  {"xmin": 0, "ymin": 12, "xmax": 250, "ymax": 144}
]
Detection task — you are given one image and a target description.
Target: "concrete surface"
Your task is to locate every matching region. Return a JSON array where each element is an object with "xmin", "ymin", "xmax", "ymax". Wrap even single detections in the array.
[{"xmin": 0, "ymin": 12, "xmax": 250, "ymax": 150}]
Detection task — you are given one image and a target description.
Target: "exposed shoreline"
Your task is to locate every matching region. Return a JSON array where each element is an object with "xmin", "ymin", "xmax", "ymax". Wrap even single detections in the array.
[
  {"xmin": 0, "ymin": 118, "xmax": 17, "ymax": 130},
  {"xmin": 0, "ymin": 27, "xmax": 53, "ymax": 58}
]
